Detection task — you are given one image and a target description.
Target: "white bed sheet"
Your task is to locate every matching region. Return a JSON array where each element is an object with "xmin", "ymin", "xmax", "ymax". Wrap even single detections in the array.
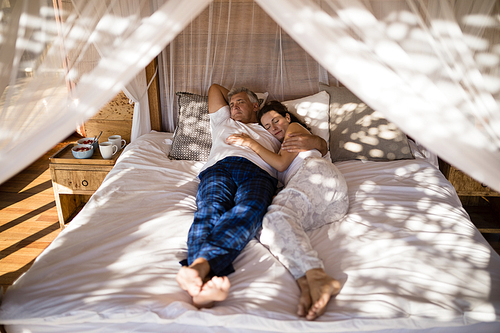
[{"xmin": 1, "ymin": 131, "xmax": 499, "ymax": 332}]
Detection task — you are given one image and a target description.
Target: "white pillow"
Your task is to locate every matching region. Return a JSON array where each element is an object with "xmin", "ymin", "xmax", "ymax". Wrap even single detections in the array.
[
  {"xmin": 282, "ymin": 91, "xmax": 330, "ymax": 147},
  {"xmin": 256, "ymin": 92, "xmax": 269, "ymax": 108},
  {"xmin": 320, "ymin": 84, "xmax": 413, "ymax": 162}
]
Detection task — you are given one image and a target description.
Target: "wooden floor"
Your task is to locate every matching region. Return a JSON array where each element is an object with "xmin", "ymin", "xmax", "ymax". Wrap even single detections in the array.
[
  {"xmin": 0, "ymin": 132, "xmax": 81, "ymax": 294},
  {"xmin": 0, "ymin": 134, "xmax": 499, "ymax": 295}
]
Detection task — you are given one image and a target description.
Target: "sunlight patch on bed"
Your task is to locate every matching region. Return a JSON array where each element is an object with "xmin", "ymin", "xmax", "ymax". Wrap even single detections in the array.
[
  {"xmin": 416, "ymin": 197, "xmax": 433, "ymax": 212},
  {"xmin": 405, "ymin": 215, "xmax": 440, "ymax": 232},
  {"xmin": 394, "ymin": 163, "xmax": 421, "ymax": 177},
  {"xmin": 467, "ymin": 304, "xmax": 497, "ymax": 322},
  {"xmin": 359, "ymin": 180, "xmax": 380, "ymax": 193},
  {"xmin": 385, "ymin": 204, "xmax": 410, "ymax": 220},
  {"xmin": 362, "ymin": 198, "xmax": 385, "ymax": 215}
]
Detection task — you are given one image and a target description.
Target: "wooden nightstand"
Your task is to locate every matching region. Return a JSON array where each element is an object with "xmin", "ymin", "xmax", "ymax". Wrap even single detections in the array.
[
  {"xmin": 49, "ymin": 143, "xmax": 122, "ymax": 228},
  {"xmin": 439, "ymin": 159, "xmax": 500, "ymax": 197},
  {"xmin": 439, "ymin": 159, "xmax": 500, "ymax": 233}
]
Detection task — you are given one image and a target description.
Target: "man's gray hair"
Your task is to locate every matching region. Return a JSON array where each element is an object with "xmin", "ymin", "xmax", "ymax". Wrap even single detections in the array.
[{"xmin": 227, "ymin": 87, "xmax": 259, "ymax": 105}]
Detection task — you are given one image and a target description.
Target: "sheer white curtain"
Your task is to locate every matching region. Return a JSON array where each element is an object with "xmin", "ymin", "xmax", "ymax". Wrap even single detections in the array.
[
  {"xmin": 117, "ymin": 0, "xmax": 151, "ymax": 142},
  {"xmin": 1, "ymin": 0, "xmax": 500, "ymax": 193},
  {"xmin": 123, "ymin": 71, "xmax": 151, "ymax": 142},
  {"xmin": 0, "ymin": 0, "xmax": 210, "ymax": 185},
  {"xmin": 156, "ymin": 0, "xmax": 331, "ymax": 132},
  {"xmin": 254, "ymin": 0, "xmax": 500, "ymax": 192}
]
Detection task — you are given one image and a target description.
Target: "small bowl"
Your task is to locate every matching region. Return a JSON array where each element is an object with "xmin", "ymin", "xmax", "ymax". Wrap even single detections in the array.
[
  {"xmin": 77, "ymin": 137, "xmax": 98, "ymax": 150},
  {"xmin": 72, "ymin": 144, "xmax": 94, "ymax": 159}
]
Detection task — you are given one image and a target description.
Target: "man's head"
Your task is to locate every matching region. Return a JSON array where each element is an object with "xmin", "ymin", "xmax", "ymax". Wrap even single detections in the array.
[{"xmin": 227, "ymin": 87, "xmax": 260, "ymax": 123}]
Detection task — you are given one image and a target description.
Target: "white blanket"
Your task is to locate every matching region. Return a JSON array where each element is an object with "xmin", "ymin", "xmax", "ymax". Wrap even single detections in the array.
[{"xmin": 1, "ymin": 131, "xmax": 499, "ymax": 332}]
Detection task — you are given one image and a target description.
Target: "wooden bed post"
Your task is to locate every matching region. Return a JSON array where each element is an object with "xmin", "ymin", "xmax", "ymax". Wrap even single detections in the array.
[{"xmin": 146, "ymin": 58, "xmax": 162, "ymax": 132}]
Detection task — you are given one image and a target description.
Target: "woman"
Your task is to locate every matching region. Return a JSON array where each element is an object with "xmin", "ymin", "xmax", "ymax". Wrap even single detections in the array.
[{"xmin": 226, "ymin": 100, "xmax": 349, "ymax": 321}]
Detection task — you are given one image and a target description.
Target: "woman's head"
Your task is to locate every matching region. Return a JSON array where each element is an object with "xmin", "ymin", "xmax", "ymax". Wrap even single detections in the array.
[{"xmin": 258, "ymin": 101, "xmax": 308, "ymax": 141}]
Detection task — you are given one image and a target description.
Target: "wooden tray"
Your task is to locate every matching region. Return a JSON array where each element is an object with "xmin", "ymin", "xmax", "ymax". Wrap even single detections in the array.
[{"xmin": 49, "ymin": 143, "xmax": 122, "ymax": 165}]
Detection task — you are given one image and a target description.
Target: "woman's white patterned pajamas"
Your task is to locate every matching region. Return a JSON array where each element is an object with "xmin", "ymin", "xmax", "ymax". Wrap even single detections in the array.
[{"xmin": 258, "ymin": 157, "xmax": 349, "ymax": 279}]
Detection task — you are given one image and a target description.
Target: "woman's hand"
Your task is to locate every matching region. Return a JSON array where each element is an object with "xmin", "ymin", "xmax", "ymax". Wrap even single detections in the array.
[{"xmin": 226, "ymin": 133, "xmax": 254, "ymax": 147}]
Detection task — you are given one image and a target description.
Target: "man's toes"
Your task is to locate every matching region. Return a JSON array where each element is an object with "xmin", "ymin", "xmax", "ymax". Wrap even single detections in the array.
[
  {"xmin": 187, "ymin": 280, "xmax": 203, "ymax": 296},
  {"xmin": 212, "ymin": 276, "xmax": 231, "ymax": 291},
  {"xmin": 176, "ymin": 267, "xmax": 202, "ymax": 296}
]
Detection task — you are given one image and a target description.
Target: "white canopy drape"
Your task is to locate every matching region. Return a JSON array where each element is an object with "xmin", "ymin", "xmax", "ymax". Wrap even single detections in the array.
[
  {"xmin": 1, "ymin": 0, "xmax": 499, "ymax": 193},
  {"xmin": 257, "ymin": 0, "xmax": 500, "ymax": 192},
  {"xmin": 0, "ymin": 0, "xmax": 211, "ymax": 185}
]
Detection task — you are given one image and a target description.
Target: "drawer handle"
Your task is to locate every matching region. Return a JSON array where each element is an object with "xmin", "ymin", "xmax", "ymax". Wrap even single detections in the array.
[{"xmin": 82, "ymin": 180, "xmax": 88, "ymax": 187}]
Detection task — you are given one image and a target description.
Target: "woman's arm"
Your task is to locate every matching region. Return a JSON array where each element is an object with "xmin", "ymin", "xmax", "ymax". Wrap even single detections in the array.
[{"xmin": 226, "ymin": 123, "xmax": 308, "ymax": 172}]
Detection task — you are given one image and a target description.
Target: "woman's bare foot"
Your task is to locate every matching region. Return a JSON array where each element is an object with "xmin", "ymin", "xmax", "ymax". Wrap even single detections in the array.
[
  {"xmin": 193, "ymin": 276, "xmax": 231, "ymax": 308},
  {"xmin": 296, "ymin": 276, "xmax": 312, "ymax": 317},
  {"xmin": 305, "ymin": 268, "xmax": 341, "ymax": 320},
  {"xmin": 176, "ymin": 258, "xmax": 211, "ymax": 297}
]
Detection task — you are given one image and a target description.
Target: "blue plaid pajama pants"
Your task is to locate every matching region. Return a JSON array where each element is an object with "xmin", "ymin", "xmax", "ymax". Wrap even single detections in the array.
[{"xmin": 187, "ymin": 156, "xmax": 278, "ymax": 276}]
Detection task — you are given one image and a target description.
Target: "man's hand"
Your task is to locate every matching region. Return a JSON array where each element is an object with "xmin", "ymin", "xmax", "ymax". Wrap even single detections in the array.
[{"xmin": 281, "ymin": 133, "xmax": 328, "ymax": 156}]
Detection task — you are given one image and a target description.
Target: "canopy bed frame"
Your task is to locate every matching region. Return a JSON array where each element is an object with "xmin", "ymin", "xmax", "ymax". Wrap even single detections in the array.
[{"xmin": 1, "ymin": 0, "xmax": 500, "ymax": 332}]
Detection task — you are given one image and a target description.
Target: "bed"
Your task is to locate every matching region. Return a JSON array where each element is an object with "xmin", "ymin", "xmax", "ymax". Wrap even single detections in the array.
[{"xmin": 1, "ymin": 87, "xmax": 500, "ymax": 333}]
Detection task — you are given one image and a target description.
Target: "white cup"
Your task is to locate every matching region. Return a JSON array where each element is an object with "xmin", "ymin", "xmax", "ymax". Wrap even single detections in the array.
[
  {"xmin": 108, "ymin": 135, "xmax": 126, "ymax": 151},
  {"xmin": 99, "ymin": 142, "xmax": 118, "ymax": 159}
]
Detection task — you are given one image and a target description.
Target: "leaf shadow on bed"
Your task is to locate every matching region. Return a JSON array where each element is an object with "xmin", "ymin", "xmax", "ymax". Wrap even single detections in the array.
[
  {"xmin": 1, "ymin": 136, "xmax": 500, "ymax": 329},
  {"xmin": 0, "ymin": 135, "xmax": 206, "ymax": 321},
  {"xmin": 327, "ymin": 160, "xmax": 500, "ymax": 321}
]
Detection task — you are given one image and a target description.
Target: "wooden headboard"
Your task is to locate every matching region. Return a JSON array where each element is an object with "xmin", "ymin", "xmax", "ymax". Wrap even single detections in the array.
[
  {"xmin": 146, "ymin": 58, "xmax": 162, "ymax": 132},
  {"xmin": 81, "ymin": 91, "xmax": 133, "ymax": 143},
  {"xmin": 81, "ymin": 58, "xmax": 162, "ymax": 141}
]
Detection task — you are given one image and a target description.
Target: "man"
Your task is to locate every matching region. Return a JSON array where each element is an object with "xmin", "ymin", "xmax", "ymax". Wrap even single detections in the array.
[{"xmin": 176, "ymin": 84, "xmax": 326, "ymax": 308}]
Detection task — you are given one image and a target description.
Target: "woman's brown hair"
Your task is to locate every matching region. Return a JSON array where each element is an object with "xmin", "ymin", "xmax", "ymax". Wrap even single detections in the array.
[{"xmin": 258, "ymin": 101, "xmax": 310, "ymax": 131}]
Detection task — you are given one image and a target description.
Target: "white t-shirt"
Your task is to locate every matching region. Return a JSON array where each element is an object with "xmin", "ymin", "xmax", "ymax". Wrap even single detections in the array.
[{"xmin": 200, "ymin": 105, "xmax": 281, "ymax": 177}]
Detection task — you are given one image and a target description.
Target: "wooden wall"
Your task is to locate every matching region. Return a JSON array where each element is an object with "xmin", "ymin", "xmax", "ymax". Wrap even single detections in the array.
[{"xmin": 82, "ymin": 91, "xmax": 133, "ymax": 143}]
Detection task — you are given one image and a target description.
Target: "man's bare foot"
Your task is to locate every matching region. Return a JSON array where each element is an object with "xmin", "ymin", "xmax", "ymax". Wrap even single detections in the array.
[
  {"xmin": 305, "ymin": 268, "xmax": 341, "ymax": 320},
  {"xmin": 296, "ymin": 276, "xmax": 312, "ymax": 317},
  {"xmin": 193, "ymin": 276, "xmax": 231, "ymax": 308},
  {"xmin": 176, "ymin": 258, "xmax": 211, "ymax": 297}
]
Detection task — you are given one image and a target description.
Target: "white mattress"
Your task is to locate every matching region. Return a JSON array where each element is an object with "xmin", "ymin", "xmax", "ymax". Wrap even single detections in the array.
[{"xmin": 1, "ymin": 131, "xmax": 499, "ymax": 332}]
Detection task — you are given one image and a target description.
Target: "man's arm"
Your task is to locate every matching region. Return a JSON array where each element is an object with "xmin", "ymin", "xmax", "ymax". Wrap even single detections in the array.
[
  {"xmin": 226, "ymin": 122, "xmax": 309, "ymax": 172},
  {"xmin": 208, "ymin": 84, "xmax": 229, "ymax": 114},
  {"xmin": 281, "ymin": 133, "xmax": 328, "ymax": 157}
]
